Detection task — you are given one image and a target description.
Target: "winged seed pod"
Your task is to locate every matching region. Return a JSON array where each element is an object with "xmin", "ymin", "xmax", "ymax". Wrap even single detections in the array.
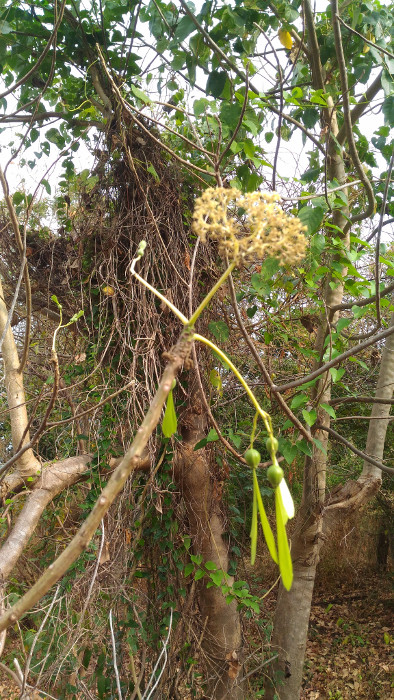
[{"xmin": 192, "ymin": 187, "xmax": 307, "ymax": 266}]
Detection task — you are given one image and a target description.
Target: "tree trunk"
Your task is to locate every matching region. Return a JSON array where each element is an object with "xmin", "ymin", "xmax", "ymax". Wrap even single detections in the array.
[
  {"xmin": 361, "ymin": 309, "xmax": 394, "ymax": 480},
  {"xmin": 267, "ymin": 313, "xmax": 393, "ymax": 698},
  {"xmin": 175, "ymin": 385, "xmax": 243, "ymax": 700},
  {"xmin": 264, "ymin": 3, "xmax": 356, "ymax": 695},
  {"xmin": 0, "ymin": 278, "xmax": 41, "ymax": 478}
]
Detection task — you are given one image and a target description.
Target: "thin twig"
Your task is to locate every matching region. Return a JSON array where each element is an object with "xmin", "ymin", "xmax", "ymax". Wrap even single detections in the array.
[
  {"xmin": 227, "ymin": 269, "xmax": 313, "ymax": 442},
  {"xmin": 336, "ymin": 15, "xmax": 394, "ymax": 59},
  {"xmin": 331, "ymin": 0, "xmax": 375, "ymax": 224},
  {"xmin": 143, "ymin": 609, "xmax": 173, "ymax": 700},
  {"xmin": 273, "ymin": 323, "xmax": 394, "ymax": 393},
  {"xmin": 21, "ymin": 586, "xmax": 61, "ymax": 696},
  {"xmin": 315, "ymin": 424, "xmax": 394, "ymax": 475},
  {"xmin": 109, "ymin": 609, "xmax": 123, "ymax": 700}
]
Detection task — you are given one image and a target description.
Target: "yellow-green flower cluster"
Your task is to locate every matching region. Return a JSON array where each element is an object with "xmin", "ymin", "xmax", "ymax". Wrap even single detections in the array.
[{"xmin": 192, "ymin": 187, "xmax": 307, "ymax": 266}]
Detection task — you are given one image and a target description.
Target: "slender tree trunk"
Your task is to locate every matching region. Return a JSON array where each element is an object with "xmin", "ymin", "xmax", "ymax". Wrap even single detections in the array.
[
  {"xmin": 263, "ymin": 1, "xmax": 363, "ymax": 693},
  {"xmin": 175, "ymin": 385, "xmax": 243, "ymax": 700},
  {"xmin": 0, "ymin": 277, "xmax": 41, "ymax": 478},
  {"xmin": 267, "ymin": 314, "xmax": 393, "ymax": 699},
  {"xmin": 361, "ymin": 309, "xmax": 394, "ymax": 480}
]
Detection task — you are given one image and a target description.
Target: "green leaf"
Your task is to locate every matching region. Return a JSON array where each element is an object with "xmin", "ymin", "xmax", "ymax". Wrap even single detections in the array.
[
  {"xmin": 184, "ymin": 562, "xmax": 194, "ymax": 577},
  {"xmin": 253, "ymin": 470, "xmax": 278, "ymax": 564},
  {"xmin": 131, "ymin": 84, "xmax": 152, "ymax": 104},
  {"xmin": 209, "ymin": 368, "xmax": 223, "ymax": 395},
  {"xmin": 51, "ymin": 294, "xmax": 61, "ymax": 309},
  {"xmin": 301, "ymin": 108, "xmax": 320, "ymax": 128},
  {"xmin": 251, "ymin": 274, "xmax": 271, "ymax": 297},
  {"xmin": 46, "ymin": 128, "xmax": 65, "ymax": 148},
  {"xmin": 206, "ymin": 70, "xmax": 227, "ymax": 98},
  {"xmin": 205, "ymin": 561, "xmax": 217, "ymax": 571},
  {"xmin": 194, "ymin": 428, "xmax": 219, "ymax": 450},
  {"xmin": 194, "ymin": 568, "xmax": 205, "ymax": 580},
  {"xmin": 275, "ymin": 488, "xmax": 293, "ymax": 591},
  {"xmin": 208, "ymin": 320, "xmax": 229, "ymax": 343},
  {"xmin": 311, "ymin": 233, "xmax": 326, "ymax": 256},
  {"xmin": 67, "ymin": 309, "xmax": 84, "ymax": 325},
  {"xmin": 297, "ymin": 438, "xmax": 312, "ymax": 457},
  {"xmin": 206, "ymin": 428, "xmax": 219, "ymax": 442},
  {"xmin": 336, "ymin": 317, "xmax": 352, "ymax": 332},
  {"xmin": 300, "ymin": 167, "xmax": 321, "ymax": 184},
  {"xmin": 190, "ymin": 554, "xmax": 203, "ymax": 565},
  {"xmin": 313, "ymin": 437, "xmax": 327, "ymax": 455},
  {"xmin": 42, "ymin": 178, "xmax": 51, "ymax": 194},
  {"xmin": 290, "ymin": 393, "xmax": 308, "ymax": 410},
  {"xmin": 330, "ymin": 367, "xmax": 345, "ymax": 383},
  {"xmin": 382, "ymin": 95, "xmax": 394, "ymax": 125},
  {"xmin": 298, "ymin": 205, "xmax": 325, "ymax": 235},
  {"xmin": 97, "ymin": 674, "xmax": 106, "ymax": 699},
  {"xmin": 147, "ymin": 162, "xmax": 160, "ymax": 182},
  {"xmin": 193, "ymin": 97, "xmax": 210, "ymax": 116},
  {"xmin": 13, "ymin": 191, "xmax": 25, "ymax": 206},
  {"xmin": 162, "ymin": 388, "xmax": 177, "ymax": 438},
  {"xmin": 228, "ymin": 428, "xmax": 241, "ymax": 449},
  {"xmin": 174, "ymin": 15, "xmax": 196, "ymax": 42},
  {"xmin": 0, "ymin": 20, "xmax": 12, "ymax": 34},
  {"xmin": 302, "ymin": 408, "xmax": 317, "ymax": 426},
  {"xmin": 220, "ymin": 102, "xmax": 243, "ymax": 130},
  {"xmin": 320, "ymin": 403, "xmax": 336, "ymax": 419},
  {"xmin": 209, "ymin": 570, "xmax": 224, "ymax": 586},
  {"xmin": 247, "ymin": 305, "xmax": 257, "ymax": 318},
  {"xmin": 280, "ymin": 440, "xmax": 298, "ymax": 465}
]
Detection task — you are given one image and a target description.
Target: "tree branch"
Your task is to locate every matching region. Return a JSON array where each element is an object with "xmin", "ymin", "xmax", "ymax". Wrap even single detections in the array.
[
  {"xmin": 315, "ymin": 423, "xmax": 394, "ymax": 475},
  {"xmin": 330, "ymin": 395, "xmax": 394, "ymax": 406},
  {"xmin": 329, "ymin": 281, "xmax": 394, "ymax": 312},
  {"xmin": 273, "ymin": 323, "xmax": 394, "ymax": 392},
  {"xmin": 227, "ymin": 270, "xmax": 313, "ymax": 443},
  {"xmin": 331, "ymin": 0, "xmax": 376, "ymax": 224},
  {"xmin": 0, "ymin": 329, "xmax": 194, "ymax": 632},
  {"xmin": 337, "ymin": 74, "xmax": 382, "ymax": 145},
  {"xmin": 0, "ymin": 278, "xmax": 40, "ymax": 477}
]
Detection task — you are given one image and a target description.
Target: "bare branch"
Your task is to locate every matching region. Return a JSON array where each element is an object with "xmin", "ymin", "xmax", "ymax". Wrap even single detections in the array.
[
  {"xmin": 273, "ymin": 323, "xmax": 394, "ymax": 392},
  {"xmin": 337, "ymin": 73, "xmax": 382, "ymax": 145},
  {"xmin": 331, "ymin": 0, "xmax": 376, "ymax": 224},
  {"xmin": 336, "ymin": 16, "xmax": 394, "ymax": 59},
  {"xmin": 0, "ymin": 329, "xmax": 193, "ymax": 632},
  {"xmin": 315, "ymin": 423, "xmax": 394, "ymax": 475},
  {"xmin": 0, "ymin": 278, "xmax": 40, "ymax": 477},
  {"xmin": 329, "ymin": 281, "xmax": 394, "ymax": 312}
]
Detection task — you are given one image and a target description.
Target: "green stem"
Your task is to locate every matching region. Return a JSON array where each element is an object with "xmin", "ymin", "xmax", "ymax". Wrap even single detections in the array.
[
  {"xmin": 131, "ymin": 268, "xmax": 188, "ymax": 325},
  {"xmin": 250, "ymin": 411, "xmax": 259, "ymax": 447},
  {"xmin": 188, "ymin": 261, "xmax": 236, "ymax": 327},
  {"xmin": 193, "ymin": 333, "xmax": 272, "ymax": 433}
]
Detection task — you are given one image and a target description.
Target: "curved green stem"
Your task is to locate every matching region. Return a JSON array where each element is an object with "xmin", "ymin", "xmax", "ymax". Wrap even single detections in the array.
[
  {"xmin": 193, "ymin": 333, "xmax": 272, "ymax": 434},
  {"xmin": 250, "ymin": 411, "xmax": 259, "ymax": 447},
  {"xmin": 130, "ymin": 264, "xmax": 188, "ymax": 325},
  {"xmin": 188, "ymin": 261, "xmax": 236, "ymax": 327}
]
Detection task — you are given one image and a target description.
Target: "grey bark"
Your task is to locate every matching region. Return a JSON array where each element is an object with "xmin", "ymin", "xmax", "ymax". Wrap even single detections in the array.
[
  {"xmin": 0, "ymin": 277, "xmax": 40, "ymax": 477},
  {"xmin": 361, "ymin": 310, "xmax": 394, "ymax": 480}
]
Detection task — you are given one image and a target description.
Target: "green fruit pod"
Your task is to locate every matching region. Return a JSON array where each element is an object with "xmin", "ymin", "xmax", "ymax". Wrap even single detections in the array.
[
  {"xmin": 266, "ymin": 436, "xmax": 279, "ymax": 454},
  {"xmin": 267, "ymin": 463, "xmax": 284, "ymax": 488},
  {"xmin": 244, "ymin": 448, "xmax": 261, "ymax": 468}
]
